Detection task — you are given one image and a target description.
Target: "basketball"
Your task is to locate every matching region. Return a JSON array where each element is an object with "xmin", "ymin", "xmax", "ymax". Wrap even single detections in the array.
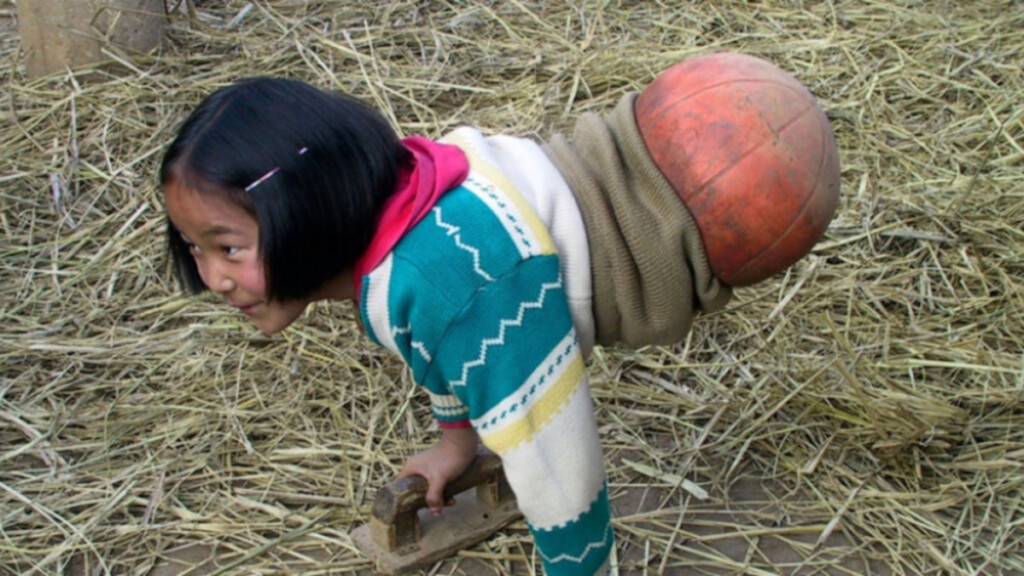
[{"xmin": 635, "ymin": 53, "xmax": 841, "ymax": 287}]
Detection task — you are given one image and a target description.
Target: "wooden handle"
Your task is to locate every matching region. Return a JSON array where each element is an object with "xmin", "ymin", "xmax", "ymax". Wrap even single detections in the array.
[{"xmin": 369, "ymin": 447, "xmax": 512, "ymax": 553}]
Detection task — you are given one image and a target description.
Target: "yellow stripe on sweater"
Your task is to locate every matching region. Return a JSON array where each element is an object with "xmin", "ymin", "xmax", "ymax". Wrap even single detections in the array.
[
  {"xmin": 443, "ymin": 131, "xmax": 557, "ymax": 255},
  {"xmin": 478, "ymin": 354, "xmax": 586, "ymax": 454}
]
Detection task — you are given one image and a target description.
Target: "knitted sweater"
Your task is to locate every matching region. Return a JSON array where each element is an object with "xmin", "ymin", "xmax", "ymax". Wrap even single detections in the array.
[{"xmin": 359, "ymin": 127, "xmax": 612, "ymax": 575}]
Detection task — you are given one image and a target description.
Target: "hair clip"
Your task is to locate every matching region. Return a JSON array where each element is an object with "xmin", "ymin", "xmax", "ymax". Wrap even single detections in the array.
[{"xmin": 245, "ymin": 147, "xmax": 309, "ymax": 192}]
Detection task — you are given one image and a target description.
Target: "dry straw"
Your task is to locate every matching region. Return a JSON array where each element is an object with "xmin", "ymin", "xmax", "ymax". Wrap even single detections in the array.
[{"xmin": 2, "ymin": 1, "xmax": 1022, "ymax": 575}]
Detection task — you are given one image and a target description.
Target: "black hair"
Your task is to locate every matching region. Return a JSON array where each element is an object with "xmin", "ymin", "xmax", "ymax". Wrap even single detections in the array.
[{"xmin": 161, "ymin": 77, "xmax": 411, "ymax": 300}]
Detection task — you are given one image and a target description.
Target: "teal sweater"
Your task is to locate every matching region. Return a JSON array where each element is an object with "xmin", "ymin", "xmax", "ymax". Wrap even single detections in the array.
[{"xmin": 359, "ymin": 129, "xmax": 612, "ymax": 575}]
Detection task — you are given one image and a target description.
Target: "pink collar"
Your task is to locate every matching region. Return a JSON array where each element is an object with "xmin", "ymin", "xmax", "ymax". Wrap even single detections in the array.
[{"xmin": 352, "ymin": 136, "xmax": 469, "ymax": 297}]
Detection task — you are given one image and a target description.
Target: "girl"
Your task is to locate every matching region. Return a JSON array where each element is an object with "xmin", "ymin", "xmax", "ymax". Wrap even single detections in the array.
[
  {"xmin": 161, "ymin": 58, "xmax": 838, "ymax": 575},
  {"xmin": 162, "ymin": 77, "xmax": 614, "ymax": 575}
]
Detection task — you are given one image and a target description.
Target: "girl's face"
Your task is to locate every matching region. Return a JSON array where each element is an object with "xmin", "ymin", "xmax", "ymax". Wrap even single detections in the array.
[{"xmin": 164, "ymin": 180, "xmax": 310, "ymax": 334}]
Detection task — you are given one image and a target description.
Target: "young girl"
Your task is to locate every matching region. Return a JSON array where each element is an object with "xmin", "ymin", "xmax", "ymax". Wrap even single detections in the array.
[
  {"xmin": 162, "ymin": 58, "xmax": 838, "ymax": 576},
  {"xmin": 162, "ymin": 76, "xmax": 616, "ymax": 575}
]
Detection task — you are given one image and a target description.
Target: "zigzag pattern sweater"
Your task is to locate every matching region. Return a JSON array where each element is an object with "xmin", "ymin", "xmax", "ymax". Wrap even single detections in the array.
[{"xmin": 359, "ymin": 128, "xmax": 612, "ymax": 575}]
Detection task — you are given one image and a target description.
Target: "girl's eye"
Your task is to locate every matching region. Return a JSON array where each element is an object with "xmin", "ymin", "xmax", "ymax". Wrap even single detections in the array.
[{"xmin": 222, "ymin": 246, "xmax": 240, "ymax": 256}]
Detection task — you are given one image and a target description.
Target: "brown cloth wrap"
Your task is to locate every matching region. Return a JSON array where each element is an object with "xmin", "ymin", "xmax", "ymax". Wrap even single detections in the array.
[{"xmin": 543, "ymin": 93, "xmax": 732, "ymax": 348}]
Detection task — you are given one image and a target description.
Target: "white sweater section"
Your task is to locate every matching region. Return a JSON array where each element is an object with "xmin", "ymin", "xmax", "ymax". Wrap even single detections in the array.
[{"xmin": 444, "ymin": 127, "xmax": 595, "ymax": 357}]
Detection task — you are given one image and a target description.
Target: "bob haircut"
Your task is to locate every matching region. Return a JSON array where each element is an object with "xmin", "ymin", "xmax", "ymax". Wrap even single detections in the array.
[{"xmin": 161, "ymin": 77, "xmax": 411, "ymax": 301}]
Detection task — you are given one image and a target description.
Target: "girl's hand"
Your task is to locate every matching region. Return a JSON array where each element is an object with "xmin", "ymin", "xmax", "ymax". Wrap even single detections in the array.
[{"xmin": 397, "ymin": 427, "xmax": 480, "ymax": 515}]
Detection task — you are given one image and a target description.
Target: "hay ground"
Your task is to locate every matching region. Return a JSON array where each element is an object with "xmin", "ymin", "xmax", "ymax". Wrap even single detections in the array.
[{"xmin": 2, "ymin": 1, "xmax": 1023, "ymax": 575}]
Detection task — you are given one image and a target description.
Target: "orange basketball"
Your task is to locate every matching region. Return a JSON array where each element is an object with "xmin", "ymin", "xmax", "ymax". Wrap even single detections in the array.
[{"xmin": 635, "ymin": 53, "xmax": 840, "ymax": 287}]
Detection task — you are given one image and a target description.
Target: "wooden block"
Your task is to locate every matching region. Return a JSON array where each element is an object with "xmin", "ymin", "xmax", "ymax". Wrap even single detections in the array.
[
  {"xmin": 16, "ymin": 0, "xmax": 166, "ymax": 78},
  {"xmin": 351, "ymin": 447, "xmax": 523, "ymax": 575}
]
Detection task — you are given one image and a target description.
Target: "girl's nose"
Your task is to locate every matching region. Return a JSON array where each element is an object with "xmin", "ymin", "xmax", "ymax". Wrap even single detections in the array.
[{"xmin": 198, "ymin": 259, "xmax": 236, "ymax": 293}]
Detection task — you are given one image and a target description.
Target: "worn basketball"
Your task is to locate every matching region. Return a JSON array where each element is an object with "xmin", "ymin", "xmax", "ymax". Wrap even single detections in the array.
[{"xmin": 635, "ymin": 53, "xmax": 840, "ymax": 287}]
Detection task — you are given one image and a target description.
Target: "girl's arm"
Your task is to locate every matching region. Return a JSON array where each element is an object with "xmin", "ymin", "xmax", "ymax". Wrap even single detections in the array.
[{"xmin": 434, "ymin": 257, "xmax": 613, "ymax": 576}]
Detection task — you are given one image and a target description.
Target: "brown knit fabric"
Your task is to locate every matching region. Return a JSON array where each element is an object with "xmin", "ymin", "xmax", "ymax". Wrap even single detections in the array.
[{"xmin": 543, "ymin": 93, "xmax": 732, "ymax": 348}]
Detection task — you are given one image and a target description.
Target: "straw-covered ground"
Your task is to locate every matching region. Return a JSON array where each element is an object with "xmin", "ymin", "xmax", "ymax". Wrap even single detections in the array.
[{"xmin": 2, "ymin": 1, "xmax": 1022, "ymax": 574}]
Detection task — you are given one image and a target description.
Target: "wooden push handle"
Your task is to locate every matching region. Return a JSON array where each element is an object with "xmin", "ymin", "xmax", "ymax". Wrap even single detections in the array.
[{"xmin": 369, "ymin": 447, "xmax": 514, "ymax": 553}]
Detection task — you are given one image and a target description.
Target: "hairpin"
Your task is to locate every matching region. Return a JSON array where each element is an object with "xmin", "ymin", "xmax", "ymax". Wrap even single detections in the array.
[{"xmin": 244, "ymin": 146, "xmax": 309, "ymax": 192}]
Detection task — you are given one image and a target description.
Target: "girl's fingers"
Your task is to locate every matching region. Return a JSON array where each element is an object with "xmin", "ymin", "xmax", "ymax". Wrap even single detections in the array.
[{"xmin": 426, "ymin": 479, "xmax": 446, "ymax": 515}]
